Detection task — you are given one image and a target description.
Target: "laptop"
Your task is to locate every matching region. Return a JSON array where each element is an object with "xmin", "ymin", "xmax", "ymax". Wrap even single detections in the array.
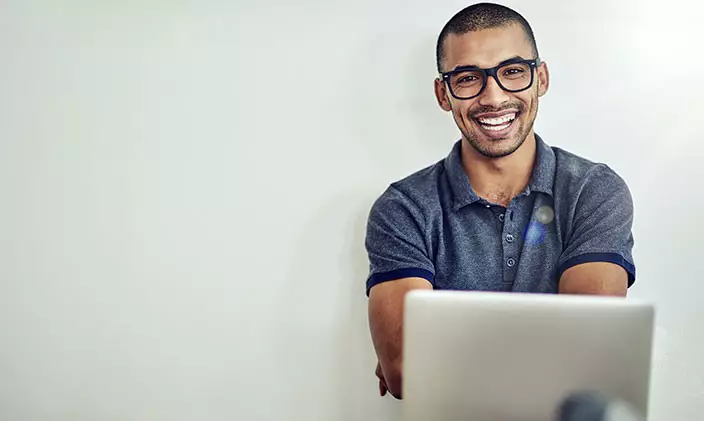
[{"xmin": 402, "ymin": 290, "xmax": 655, "ymax": 421}]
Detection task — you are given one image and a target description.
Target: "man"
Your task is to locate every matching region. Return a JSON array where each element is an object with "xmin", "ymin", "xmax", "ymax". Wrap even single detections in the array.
[{"xmin": 364, "ymin": 3, "xmax": 636, "ymax": 400}]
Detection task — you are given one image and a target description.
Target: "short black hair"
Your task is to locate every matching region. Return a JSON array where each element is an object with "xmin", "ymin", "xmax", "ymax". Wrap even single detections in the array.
[{"xmin": 436, "ymin": 3, "xmax": 539, "ymax": 73}]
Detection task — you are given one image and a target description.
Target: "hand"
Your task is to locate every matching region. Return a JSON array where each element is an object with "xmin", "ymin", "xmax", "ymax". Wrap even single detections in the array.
[{"xmin": 375, "ymin": 361, "xmax": 389, "ymax": 396}]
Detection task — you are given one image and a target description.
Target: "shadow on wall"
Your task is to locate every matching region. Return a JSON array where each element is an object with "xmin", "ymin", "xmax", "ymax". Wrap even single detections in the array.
[
  {"xmin": 339, "ymin": 33, "xmax": 456, "ymax": 173},
  {"xmin": 277, "ymin": 189, "xmax": 401, "ymax": 421},
  {"xmin": 402, "ymin": 35, "xmax": 457, "ymax": 148},
  {"xmin": 266, "ymin": 27, "xmax": 448, "ymax": 421}
]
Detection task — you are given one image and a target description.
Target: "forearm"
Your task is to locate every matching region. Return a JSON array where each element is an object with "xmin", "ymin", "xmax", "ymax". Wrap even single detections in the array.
[
  {"xmin": 368, "ymin": 290, "xmax": 405, "ymax": 396},
  {"xmin": 368, "ymin": 277, "xmax": 432, "ymax": 398}
]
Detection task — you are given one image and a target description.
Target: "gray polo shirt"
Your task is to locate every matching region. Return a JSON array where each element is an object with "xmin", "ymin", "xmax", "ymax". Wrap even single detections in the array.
[{"xmin": 364, "ymin": 135, "xmax": 635, "ymax": 295}]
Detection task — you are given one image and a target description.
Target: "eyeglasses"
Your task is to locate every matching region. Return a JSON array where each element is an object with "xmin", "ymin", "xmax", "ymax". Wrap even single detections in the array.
[{"xmin": 440, "ymin": 58, "xmax": 541, "ymax": 100}]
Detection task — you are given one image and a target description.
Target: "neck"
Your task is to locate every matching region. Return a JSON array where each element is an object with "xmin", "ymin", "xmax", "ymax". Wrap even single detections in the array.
[{"xmin": 461, "ymin": 132, "xmax": 537, "ymax": 207}]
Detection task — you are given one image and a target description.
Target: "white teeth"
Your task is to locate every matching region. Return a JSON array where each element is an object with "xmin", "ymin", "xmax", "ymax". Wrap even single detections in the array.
[
  {"xmin": 477, "ymin": 113, "xmax": 516, "ymax": 125},
  {"xmin": 483, "ymin": 121, "xmax": 512, "ymax": 131}
]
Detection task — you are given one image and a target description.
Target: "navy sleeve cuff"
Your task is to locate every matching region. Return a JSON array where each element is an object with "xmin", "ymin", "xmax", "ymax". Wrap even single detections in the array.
[
  {"xmin": 558, "ymin": 252, "xmax": 636, "ymax": 287},
  {"xmin": 366, "ymin": 268, "xmax": 435, "ymax": 296}
]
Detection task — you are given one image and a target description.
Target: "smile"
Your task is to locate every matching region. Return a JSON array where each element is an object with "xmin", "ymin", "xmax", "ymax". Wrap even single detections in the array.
[
  {"xmin": 473, "ymin": 111, "xmax": 518, "ymax": 137},
  {"xmin": 477, "ymin": 112, "xmax": 516, "ymax": 129}
]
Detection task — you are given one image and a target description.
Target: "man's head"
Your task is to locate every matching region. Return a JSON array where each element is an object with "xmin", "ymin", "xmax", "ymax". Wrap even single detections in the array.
[{"xmin": 434, "ymin": 3, "xmax": 549, "ymax": 158}]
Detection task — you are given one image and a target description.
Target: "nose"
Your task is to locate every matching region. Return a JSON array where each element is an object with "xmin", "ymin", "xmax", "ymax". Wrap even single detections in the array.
[{"xmin": 478, "ymin": 75, "xmax": 510, "ymax": 108}]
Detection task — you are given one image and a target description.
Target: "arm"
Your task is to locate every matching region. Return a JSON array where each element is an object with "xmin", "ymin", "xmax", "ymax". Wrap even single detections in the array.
[
  {"xmin": 557, "ymin": 165, "xmax": 636, "ymax": 295},
  {"xmin": 364, "ymin": 186, "xmax": 435, "ymax": 399},
  {"xmin": 559, "ymin": 262, "xmax": 627, "ymax": 296},
  {"xmin": 368, "ymin": 277, "xmax": 432, "ymax": 399}
]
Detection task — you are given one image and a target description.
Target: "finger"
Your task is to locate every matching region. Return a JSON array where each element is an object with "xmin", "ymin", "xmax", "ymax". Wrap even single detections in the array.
[{"xmin": 379, "ymin": 379, "xmax": 387, "ymax": 396}]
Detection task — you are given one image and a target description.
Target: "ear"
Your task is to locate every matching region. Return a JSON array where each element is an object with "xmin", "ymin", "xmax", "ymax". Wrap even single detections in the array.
[
  {"xmin": 537, "ymin": 61, "xmax": 550, "ymax": 97},
  {"xmin": 434, "ymin": 78, "xmax": 452, "ymax": 112}
]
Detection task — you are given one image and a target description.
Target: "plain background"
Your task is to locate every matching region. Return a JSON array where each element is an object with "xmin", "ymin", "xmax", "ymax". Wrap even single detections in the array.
[{"xmin": 0, "ymin": 0, "xmax": 702, "ymax": 420}]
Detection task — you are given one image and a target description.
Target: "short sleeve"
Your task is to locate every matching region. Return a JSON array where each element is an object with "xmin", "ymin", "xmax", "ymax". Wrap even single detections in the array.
[
  {"xmin": 557, "ymin": 165, "xmax": 636, "ymax": 286},
  {"xmin": 364, "ymin": 186, "xmax": 435, "ymax": 296}
]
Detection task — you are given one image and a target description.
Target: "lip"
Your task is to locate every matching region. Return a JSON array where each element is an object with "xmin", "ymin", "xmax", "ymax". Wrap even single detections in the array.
[
  {"xmin": 473, "ymin": 111, "xmax": 520, "ymax": 139},
  {"xmin": 473, "ymin": 109, "xmax": 519, "ymax": 119}
]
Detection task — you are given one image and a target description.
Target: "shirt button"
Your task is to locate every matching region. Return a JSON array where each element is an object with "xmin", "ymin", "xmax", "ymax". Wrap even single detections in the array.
[
  {"xmin": 506, "ymin": 233, "xmax": 514, "ymax": 243},
  {"xmin": 507, "ymin": 258, "xmax": 516, "ymax": 267},
  {"xmin": 485, "ymin": 204, "xmax": 490, "ymax": 208},
  {"xmin": 498, "ymin": 214, "xmax": 505, "ymax": 222}
]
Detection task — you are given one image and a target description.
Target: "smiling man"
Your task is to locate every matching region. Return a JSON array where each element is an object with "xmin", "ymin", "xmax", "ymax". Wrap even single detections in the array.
[{"xmin": 365, "ymin": 3, "xmax": 636, "ymax": 399}]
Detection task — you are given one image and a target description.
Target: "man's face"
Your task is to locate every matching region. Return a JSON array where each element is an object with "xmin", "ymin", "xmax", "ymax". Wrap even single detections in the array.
[{"xmin": 434, "ymin": 24, "xmax": 549, "ymax": 158}]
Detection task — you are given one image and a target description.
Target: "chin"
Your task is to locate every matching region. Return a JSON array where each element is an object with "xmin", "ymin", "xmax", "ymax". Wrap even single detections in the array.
[{"xmin": 468, "ymin": 134, "xmax": 525, "ymax": 158}]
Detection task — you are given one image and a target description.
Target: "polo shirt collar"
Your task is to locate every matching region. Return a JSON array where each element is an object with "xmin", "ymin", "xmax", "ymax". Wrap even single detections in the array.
[
  {"xmin": 528, "ymin": 134, "xmax": 556, "ymax": 196},
  {"xmin": 445, "ymin": 134, "xmax": 556, "ymax": 211},
  {"xmin": 445, "ymin": 140, "xmax": 481, "ymax": 211}
]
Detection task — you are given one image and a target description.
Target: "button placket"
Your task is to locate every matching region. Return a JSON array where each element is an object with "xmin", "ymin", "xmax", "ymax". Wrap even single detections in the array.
[{"xmin": 502, "ymin": 200, "xmax": 520, "ymax": 279}]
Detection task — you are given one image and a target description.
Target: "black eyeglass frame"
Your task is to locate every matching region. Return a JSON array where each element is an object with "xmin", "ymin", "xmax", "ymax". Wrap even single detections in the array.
[{"xmin": 440, "ymin": 58, "xmax": 542, "ymax": 100}]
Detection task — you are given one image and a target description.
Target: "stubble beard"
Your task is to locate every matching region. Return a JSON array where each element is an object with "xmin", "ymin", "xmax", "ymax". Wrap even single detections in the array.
[{"xmin": 460, "ymin": 101, "xmax": 538, "ymax": 159}]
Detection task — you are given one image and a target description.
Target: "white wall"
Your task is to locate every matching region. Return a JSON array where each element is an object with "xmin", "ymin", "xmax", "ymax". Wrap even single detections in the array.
[{"xmin": 0, "ymin": 1, "xmax": 702, "ymax": 420}]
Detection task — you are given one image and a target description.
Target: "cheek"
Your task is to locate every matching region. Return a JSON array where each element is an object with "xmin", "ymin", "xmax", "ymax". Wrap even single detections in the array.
[
  {"xmin": 452, "ymin": 101, "xmax": 478, "ymax": 121},
  {"xmin": 450, "ymin": 102, "xmax": 470, "ymax": 124},
  {"xmin": 458, "ymin": 109, "xmax": 478, "ymax": 130},
  {"xmin": 516, "ymin": 92, "xmax": 537, "ymax": 113}
]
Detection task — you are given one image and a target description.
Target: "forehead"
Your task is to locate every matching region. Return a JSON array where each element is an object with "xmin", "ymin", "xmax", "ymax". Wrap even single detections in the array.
[{"xmin": 442, "ymin": 24, "xmax": 534, "ymax": 70}]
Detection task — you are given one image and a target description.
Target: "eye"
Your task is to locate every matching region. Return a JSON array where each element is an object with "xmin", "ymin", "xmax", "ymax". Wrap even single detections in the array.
[
  {"xmin": 458, "ymin": 75, "xmax": 478, "ymax": 83},
  {"xmin": 503, "ymin": 67, "xmax": 525, "ymax": 76}
]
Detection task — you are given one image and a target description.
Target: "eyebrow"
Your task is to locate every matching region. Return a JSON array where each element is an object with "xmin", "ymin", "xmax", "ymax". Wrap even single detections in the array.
[{"xmin": 451, "ymin": 55, "xmax": 526, "ymax": 71}]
